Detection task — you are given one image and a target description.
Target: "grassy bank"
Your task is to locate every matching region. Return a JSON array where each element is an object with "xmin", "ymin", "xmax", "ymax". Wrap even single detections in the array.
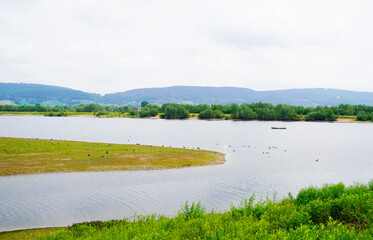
[
  {"xmin": 1, "ymin": 181, "xmax": 372, "ymax": 239},
  {"xmin": 0, "ymin": 137, "xmax": 225, "ymax": 176}
]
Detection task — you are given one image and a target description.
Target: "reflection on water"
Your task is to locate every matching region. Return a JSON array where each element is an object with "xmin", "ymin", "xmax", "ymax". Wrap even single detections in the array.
[{"xmin": 0, "ymin": 116, "xmax": 372, "ymax": 231}]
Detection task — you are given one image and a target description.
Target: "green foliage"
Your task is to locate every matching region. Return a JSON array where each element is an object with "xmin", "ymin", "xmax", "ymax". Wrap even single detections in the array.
[
  {"xmin": 45, "ymin": 112, "xmax": 68, "ymax": 117},
  {"xmin": 34, "ymin": 181, "xmax": 373, "ymax": 240},
  {"xmin": 238, "ymin": 105, "xmax": 257, "ymax": 120},
  {"xmin": 198, "ymin": 107, "xmax": 214, "ymax": 119},
  {"xmin": 138, "ymin": 104, "xmax": 160, "ymax": 118},
  {"xmin": 305, "ymin": 108, "xmax": 338, "ymax": 121},
  {"xmin": 2, "ymin": 102, "xmax": 373, "ymax": 122},
  {"xmin": 0, "ymin": 103, "xmax": 134, "ymax": 115},
  {"xmin": 128, "ymin": 110, "xmax": 138, "ymax": 116},
  {"xmin": 180, "ymin": 201, "xmax": 205, "ymax": 220},
  {"xmin": 198, "ymin": 107, "xmax": 224, "ymax": 119},
  {"xmin": 95, "ymin": 111, "xmax": 109, "ymax": 117},
  {"xmin": 296, "ymin": 183, "xmax": 346, "ymax": 205},
  {"xmin": 141, "ymin": 101, "xmax": 149, "ymax": 107},
  {"xmin": 160, "ymin": 103, "xmax": 190, "ymax": 119},
  {"xmin": 357, "ymin": 111, "xmax": 372, "ymax": 121}
]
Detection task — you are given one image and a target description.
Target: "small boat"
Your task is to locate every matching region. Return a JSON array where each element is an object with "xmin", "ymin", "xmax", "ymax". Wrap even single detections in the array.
[{"xmin": 271, "ymin": 127, "xmax": 286, "ymax": 130}]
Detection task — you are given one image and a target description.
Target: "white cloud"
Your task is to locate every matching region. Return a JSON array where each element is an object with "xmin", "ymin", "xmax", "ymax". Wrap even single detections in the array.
[{"xmin": 0, "ymin": 0, "xmax": 373, "ymax": 94}]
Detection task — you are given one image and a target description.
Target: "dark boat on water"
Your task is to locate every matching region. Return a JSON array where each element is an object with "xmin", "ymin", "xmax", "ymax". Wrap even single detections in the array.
[{"xmin": 271, "ymin": 127, "xmax": 287, "ymax": 130}]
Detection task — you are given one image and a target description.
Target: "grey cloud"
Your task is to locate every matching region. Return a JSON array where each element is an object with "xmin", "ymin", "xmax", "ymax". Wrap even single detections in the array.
[{"xmin": 0, "ymin": 0, "xmax": 373, "ymax": 93}]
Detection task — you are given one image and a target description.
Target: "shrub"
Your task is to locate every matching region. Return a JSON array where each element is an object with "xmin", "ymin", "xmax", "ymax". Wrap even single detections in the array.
[
  {"xmin": 296, "ymin": 186, "xmax": 320, "ymax": 205},
  {"xmin": 128, "ymin": 110, "xmax": 138, "ymax": 116},
  {"xmin": 304, "ymin": 199, "xmax": 331, "ymax": 224},
  {"xmin": 180, "ymin": 201, "xmax": 205, "ymax": 220},
  {"xmin": 95, "ymin": 111, "xmax": 108, "ymax": 117}
]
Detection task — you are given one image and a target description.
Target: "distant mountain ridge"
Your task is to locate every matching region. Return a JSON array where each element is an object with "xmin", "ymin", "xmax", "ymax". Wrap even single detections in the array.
[
  {"xmin": 0, "ymin": 83, "xmax": 100, "ymax": 106},
  {"xmin": 1, "ymin": 83, "xmax": 373, "ymax": 106}
]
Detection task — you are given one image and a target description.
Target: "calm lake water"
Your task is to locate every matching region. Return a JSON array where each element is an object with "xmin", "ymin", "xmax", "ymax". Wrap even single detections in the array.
[{"xmin": 0, "ymin": 116, "xmax": 372, "ymax": 231}]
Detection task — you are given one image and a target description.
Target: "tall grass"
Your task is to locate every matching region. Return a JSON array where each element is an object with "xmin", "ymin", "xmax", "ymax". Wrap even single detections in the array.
[{"xmin": 33, "ymin": 180, "xmax": 373, "ymax": 239}]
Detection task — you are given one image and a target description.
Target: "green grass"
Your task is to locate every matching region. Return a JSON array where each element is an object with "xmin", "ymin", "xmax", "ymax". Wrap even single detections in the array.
[
  {"xmin": 338, "ymin": 115, "xmax": 356, "ymax": 119},
  {"xmin": 1, "ymin": 181, "xmax": 372, "ymax": 239},
  {"xmin": 0, "ymin": 137, "xmax": 225, "ymax": 176},
  {"xmin": 0, "ymin": 228, "xmax": 65, "ymax": 240}
]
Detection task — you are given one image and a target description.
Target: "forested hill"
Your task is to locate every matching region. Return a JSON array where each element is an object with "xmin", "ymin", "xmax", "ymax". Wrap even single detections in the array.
[
  {"xmin": 1, "ymin": 83, "xmax": 373, "ymax": 106},
  {"xmin": 0, "ymin": 83, "xmax": 100, "ymax": 106},
  {"xmin": 104, "ymin": 86, "xmax": 373, "ymax": 106}
]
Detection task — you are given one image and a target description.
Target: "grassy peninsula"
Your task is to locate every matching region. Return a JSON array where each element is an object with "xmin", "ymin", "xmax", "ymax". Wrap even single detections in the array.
[
  {"xmin": 0, "ymin": 137, "xmax": 225, "ymax": 176},
  {"xmin": 0, "ymin": 181, "xmax": 372, "ymax": 239}
]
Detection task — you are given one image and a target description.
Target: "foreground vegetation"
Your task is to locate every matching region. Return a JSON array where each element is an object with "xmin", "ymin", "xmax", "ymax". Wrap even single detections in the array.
[
  {"xmin": 1, "ymin": 102, "xmax": 373, "ymax": 121},
  {"xmin": 1, "ymin": 181, "xmax": 372, "ymax": 239},
  {"xmin": 0, "ymin": 138, "xmax": 224, "ymax": 176}
]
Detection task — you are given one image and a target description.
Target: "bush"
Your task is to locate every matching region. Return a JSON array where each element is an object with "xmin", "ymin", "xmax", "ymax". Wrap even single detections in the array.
[
  {"xmin": 95, "ymin": 111, "xmax": 108, "ymax": 117},
  {"xmin": 357, "ymin": 111, "xmax": 370, "ymax": 121},
  {"xmin": 180, "ymin": 201, "xmax": 205, "ymax": 220},
  {"xmin": 45, "ymin": 112, "xmax": 68, "ymax": 117},
  {"xmin": 128, "ymin": 110, "xmax": 138, "ymax": 116},
  {"xmin": 304, "ymin": 199, "xmax": 330, "ymax": 224}
]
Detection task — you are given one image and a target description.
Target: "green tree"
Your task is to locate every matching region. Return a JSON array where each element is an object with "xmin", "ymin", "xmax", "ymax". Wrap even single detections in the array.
[
  {"xmin": 356, "ymin": 111, "xmax": 369, "ymax": 121},
  {"xmin": 277, "ymin": 105, "xmax": 295, "ymax": 120},
  {"xmin": 325, "ymin": 109, "xmax": 337, "ymax": 121},
  {"xmin": 238, "ymin": 105, "xmax": 257, "ymax": 120},
  {"xmin": 198, "ymin": 108, "xmax": 214, "ymax": 119},
  {"xmin": 141, "ymin": 101, "xmax": 149, "ymax": 107},
  {"xmin": 229, "ymin": 104, "xmax": 241, "ymax": 119},
  {"xmin": 162, "ymin": 104, "xmax": 189, "ymax": 119}
]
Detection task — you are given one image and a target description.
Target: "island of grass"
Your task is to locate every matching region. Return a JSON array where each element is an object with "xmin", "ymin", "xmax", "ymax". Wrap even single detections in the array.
[
  {"xmin": 0, "ymin": 137, "xmax": 225, "ymax": 176},
  {"xmin": 0, "ymin": 181, "xmax": 372, "ymax": 239}
]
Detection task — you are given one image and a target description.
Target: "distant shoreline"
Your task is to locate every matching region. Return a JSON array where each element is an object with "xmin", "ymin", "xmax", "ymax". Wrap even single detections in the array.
[{"xmin": 0, "ymin": 112, "xmax": 371, "ymax": 123}]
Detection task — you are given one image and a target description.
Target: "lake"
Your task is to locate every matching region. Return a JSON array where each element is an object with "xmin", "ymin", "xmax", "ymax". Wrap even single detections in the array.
[{"xmin": 0, "ymin": 116, "xmax": 372, "ymax": 231}]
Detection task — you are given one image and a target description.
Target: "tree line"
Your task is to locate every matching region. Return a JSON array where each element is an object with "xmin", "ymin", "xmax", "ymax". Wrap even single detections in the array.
[
  {"xmin": 1, "ymin": 102, "xmax": 373, "ymax": 121},
  {"xmin": 0, "ymin": 104, "xmax": 130, "ymax": 114}
]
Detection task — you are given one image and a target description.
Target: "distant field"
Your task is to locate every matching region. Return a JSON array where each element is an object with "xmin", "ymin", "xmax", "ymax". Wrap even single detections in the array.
[{"xmin": 0, "ymin": 138, "xmax": 225, "ymax": 176}]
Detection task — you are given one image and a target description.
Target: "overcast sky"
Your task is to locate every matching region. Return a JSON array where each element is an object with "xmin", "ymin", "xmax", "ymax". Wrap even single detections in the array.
[{"xmin": 1, "ymin": 0, "xmax": 373, "ymax": 94}]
